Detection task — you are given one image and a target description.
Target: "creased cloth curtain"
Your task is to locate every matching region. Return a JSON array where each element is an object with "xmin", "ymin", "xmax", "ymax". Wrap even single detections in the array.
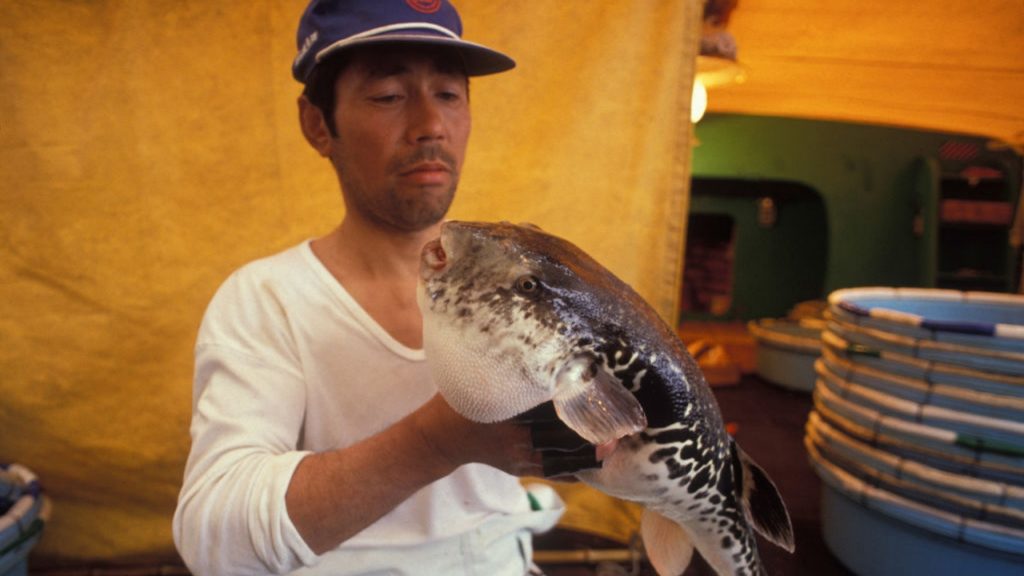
[{"xmin": 0, "ymin": 0, "xmax": 698, "ymax": 562}]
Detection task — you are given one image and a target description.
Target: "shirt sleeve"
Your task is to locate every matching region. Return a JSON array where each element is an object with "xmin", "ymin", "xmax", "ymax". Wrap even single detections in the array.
[{"xmin": 173, "ymin": 269, "xmax": 320, "ymax": 575}]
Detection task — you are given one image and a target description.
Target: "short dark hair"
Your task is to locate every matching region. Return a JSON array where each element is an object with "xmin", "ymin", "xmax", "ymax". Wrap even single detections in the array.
[{"xmin": 302, "ymin": 53, "xmax": 351, "ymax": 137}]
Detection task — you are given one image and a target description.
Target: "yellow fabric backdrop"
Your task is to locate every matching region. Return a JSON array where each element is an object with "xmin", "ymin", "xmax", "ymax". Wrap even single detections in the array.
[{"xmin": 0, "ymin": 0, "xmax": 698, "ymax": 563}]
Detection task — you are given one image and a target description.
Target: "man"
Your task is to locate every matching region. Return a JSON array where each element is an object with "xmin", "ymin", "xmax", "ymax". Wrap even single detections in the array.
[{"xmin": 172, "ymin": 1, "xmax": 568, "ymax": 574}]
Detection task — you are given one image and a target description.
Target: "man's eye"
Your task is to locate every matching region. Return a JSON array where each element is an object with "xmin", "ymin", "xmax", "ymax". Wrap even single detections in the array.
[{"xmin": 371, "ymin": 94, "xmax": 402, "ymax": 104}]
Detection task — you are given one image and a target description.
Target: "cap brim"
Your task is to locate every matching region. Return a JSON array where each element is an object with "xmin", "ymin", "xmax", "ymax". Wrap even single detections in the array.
[{"xmin": 315, "ymin": 34, "xmax": 515, "ymax": 77}]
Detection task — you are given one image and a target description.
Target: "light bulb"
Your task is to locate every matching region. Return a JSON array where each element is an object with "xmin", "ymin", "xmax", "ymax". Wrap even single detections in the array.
[{"xmin": 691, "ymin": 77, "xmax": 708, "ymax": 123}]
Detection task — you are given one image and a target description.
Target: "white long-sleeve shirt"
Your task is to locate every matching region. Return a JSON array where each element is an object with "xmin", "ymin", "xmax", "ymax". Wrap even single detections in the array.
[{"xmin": 173, "ymin": 241, "xmax": 562, "ymax": 575}]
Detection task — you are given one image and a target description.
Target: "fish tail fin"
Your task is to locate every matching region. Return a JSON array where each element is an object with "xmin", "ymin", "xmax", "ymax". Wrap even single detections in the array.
[
  {"xmin": 732, "ymin": 440, "xmax": 796, "ymax": 553},
  {"xmin": 640, "ymin": 508, "xmax": 694, "ymax": 576}
]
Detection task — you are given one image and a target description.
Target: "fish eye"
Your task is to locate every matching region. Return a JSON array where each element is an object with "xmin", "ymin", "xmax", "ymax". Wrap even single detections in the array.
[{"xmin": 514, "ymin": 275, "xmax": 540, "ymax": 294}]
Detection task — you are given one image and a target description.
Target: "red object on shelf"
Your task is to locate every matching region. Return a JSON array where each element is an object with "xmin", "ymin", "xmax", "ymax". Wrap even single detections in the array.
[{"xmin": 939, "ymin": 199, "xmax": 1013, "ymax": 225}]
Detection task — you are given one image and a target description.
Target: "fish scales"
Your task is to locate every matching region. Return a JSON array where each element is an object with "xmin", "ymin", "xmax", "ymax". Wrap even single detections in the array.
[{"xmin": 418, "ymin": 221, "xmax": 794, "ymax": 576}]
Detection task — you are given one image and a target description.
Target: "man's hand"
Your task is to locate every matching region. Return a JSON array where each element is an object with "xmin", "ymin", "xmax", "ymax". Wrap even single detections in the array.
[
  {"xmin": 412, "ymin": 393, "xmax": 544, "ymax": 477},
  {"xmin": 514, "ymin": 402, "xmax": 599, "ymax": 479},
  {"xmin": 288, "ymin": 393, "xmax": 542, "ymax": 554}
]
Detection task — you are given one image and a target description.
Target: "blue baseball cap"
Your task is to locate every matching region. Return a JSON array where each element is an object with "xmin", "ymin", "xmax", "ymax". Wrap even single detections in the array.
[{"xmin": 292, "ymin": 0, "xmax": 516, "ymax": 83}]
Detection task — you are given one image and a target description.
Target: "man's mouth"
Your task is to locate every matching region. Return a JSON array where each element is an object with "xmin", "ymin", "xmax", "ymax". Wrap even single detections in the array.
[
  {"xmin": 392, "ymin": 144, "xmax": 458, "ymax": 179},
  {"xmin": 401, "ymin": 162, "xmax": 450, "ymax": 175},
  {"xmin": 399, "ymin": 161, "xmax": 453, "ymax": 186}
]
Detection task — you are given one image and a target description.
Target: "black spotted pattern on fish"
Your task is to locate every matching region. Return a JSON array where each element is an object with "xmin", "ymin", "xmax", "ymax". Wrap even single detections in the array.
[
  {"xmin": 687, "ymin": 462, "xmax": 713, "ymax": 494},
  {"xmin": 633, "ymin": 418, "xmax": 766, "ymax": 574},
  {"xmin": 648, "ymin": 445, "xmax": 678, "ymax": 463},
  {"xmin": 590, "ymin": 335, "xmax": 683, "ymax": 429}
]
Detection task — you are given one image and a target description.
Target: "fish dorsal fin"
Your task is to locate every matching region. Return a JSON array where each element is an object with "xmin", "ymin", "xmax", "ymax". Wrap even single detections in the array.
[
  {"xmin": 732, "ymin": 441, "xmax": 795, "ymax": 553},
  {"xmin": 640, "ymin": 508, "xmax": 693, "ymax": 576},
  {"xmin": 552, "ymin": 356, "xmax": 647, "ymax": 445}
]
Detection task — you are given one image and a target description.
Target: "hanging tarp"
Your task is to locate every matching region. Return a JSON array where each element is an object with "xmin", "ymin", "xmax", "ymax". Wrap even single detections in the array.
[
  {"xmin": 711, "ymin": 0, "xmax": 1024, "ymax": 150},
  {"xmin": 0, "ymin": 0, "xmax": 697, "ymax": 562}
]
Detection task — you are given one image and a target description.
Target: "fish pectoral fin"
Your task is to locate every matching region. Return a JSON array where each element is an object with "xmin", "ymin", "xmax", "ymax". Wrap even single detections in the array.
[
  {"xmin": 733, "ymin": 441, "xmax": 796, "ymax": 553},
  {"xmin": 640, "ymin": 508, "xmax": 693, "ymax": 576},
  {"xmin": 552, "ymin": 359, "xmax": 647, "ymax": 445}
]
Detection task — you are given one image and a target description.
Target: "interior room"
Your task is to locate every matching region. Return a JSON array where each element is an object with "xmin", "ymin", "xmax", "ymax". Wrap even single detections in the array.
[{"xmin": 2, "ymin": 1, "xmax": 1022, "ymax": 575}]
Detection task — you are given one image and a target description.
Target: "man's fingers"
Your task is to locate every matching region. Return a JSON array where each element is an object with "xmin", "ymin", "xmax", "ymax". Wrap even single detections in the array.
[
  {"xmin": 530, "ymin": 425, "xmax": 589, "ymax": 452},
  {"xmin": 541, "ymin": 447, "xmax": 599, "ymax": 478}
]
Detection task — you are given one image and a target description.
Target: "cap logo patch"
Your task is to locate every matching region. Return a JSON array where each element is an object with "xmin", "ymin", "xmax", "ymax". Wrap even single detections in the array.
[{"xmin": 406, "ymin": 0, "xmax": 441, "ymax": 14}]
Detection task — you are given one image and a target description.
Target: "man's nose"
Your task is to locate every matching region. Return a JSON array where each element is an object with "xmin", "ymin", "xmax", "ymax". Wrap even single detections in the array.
[{"xmin": 407, "ymin": 96, "xmax": 446, "ymax": 143}]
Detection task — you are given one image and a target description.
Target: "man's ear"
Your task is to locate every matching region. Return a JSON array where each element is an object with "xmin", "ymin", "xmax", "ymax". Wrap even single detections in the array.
[{"xmin": 298, "ymin": 95, "xmax": 333, "ymax": 157}]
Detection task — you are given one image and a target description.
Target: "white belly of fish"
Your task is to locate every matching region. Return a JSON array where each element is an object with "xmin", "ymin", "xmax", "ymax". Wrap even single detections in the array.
[{"xmin": 421, "ymin": 311, "xmax": 559, "ymax": 423}]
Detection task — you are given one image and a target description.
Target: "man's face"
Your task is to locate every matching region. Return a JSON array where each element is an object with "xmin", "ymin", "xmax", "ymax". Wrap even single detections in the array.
[{"xmin": 327, "ymin": 46, "xmax": 470, "ymax": 232}]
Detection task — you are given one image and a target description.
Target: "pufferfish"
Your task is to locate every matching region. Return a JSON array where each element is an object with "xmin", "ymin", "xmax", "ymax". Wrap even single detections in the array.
[{"xmin": 418, "ymin": 221, "xmax": 794, "ymax": 576}]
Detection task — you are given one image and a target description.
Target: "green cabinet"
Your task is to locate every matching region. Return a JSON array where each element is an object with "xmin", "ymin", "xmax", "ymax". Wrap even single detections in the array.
[{"xmin": 917, "ymin": 156, "xmax": 1020, "ymax": 292}]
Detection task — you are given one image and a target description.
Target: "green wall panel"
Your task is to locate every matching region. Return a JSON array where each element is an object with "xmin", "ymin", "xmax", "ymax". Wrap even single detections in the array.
[{"xmin": 690, "ymin": 114, "xmax": 1022, "ymax": 309}]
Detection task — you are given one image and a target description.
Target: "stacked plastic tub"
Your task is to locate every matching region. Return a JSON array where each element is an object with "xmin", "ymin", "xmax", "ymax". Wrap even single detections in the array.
[
  {"xmin": 748, "ymin": 300, "xmax": 827, "ymax": 393},
  {"xmin": 806, "ymin": 287, "xmax": 1024, "ymax": 575},
  {"xmin": 0, "ymin": 464, "xmax": 49, "ymax": 576}
]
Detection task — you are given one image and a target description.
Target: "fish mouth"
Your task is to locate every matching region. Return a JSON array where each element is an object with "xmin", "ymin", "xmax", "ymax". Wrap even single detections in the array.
[
  {"xmin": 420, "ymin": 222, "xmax": 458, "ymax": 281},
  {"xmin": 420, "ymin": 237, "xmax": 448, "ymax": 280}
]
